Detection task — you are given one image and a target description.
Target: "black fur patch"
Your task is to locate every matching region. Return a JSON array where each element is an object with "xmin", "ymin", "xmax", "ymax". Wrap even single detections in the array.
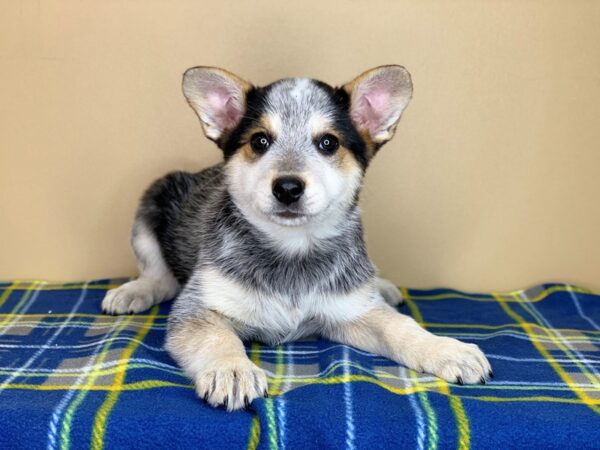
[
  {"xmin": 313, "ymin": 81, "xmax": 370, "ymax": 169},
  {"xmin": 218, "ymin": 80, "xmax": 370, "ymax": 169},
  {"xmin": 219, "ymin": 86, "xmax": 272, "ymax": 160}
]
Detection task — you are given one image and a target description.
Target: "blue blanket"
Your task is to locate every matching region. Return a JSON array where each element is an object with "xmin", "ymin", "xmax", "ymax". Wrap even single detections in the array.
[{"xmin": 0, "ymin": 280, "xmax": 598, "ymax": 449}]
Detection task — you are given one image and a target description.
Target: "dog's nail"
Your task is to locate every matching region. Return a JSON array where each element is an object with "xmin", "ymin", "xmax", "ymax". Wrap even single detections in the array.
[
  {"xmin": 244, "ymin": 395, "xmax": 250, "ymax": 408},
  {"xmin": 456, "ymin": 376, "xmax": 464, "ymax": 385},
  {"xmin": 479, "ymin": 377, "xmax": 486, "ymax": 385},
  {"xmin": 489, "ymin": 370, "xmax": 494, "ymax": 379},
  {"xmin": 223, "ymin": 395, "xmax": 228, "ymax": 408},
  {"xmin": 263, "ymin": 390, "xmax": 269, "ymax": 398},
  {"xmin": 203, "ymin": 392, "xmax": 209, "ymax": 403}
]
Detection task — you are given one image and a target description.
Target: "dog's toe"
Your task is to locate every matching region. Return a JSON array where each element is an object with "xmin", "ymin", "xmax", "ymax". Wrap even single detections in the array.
[
  {"xmin": 101, "ymin": 282, "xmax": 154, "ymax": 315},
  {"xmin": 417, "ymin": 337, "xmax": 492, "ymax": 385},
  {"xmin": 195, "ymin": 358, "xmax": 268, "ymax": 411}
]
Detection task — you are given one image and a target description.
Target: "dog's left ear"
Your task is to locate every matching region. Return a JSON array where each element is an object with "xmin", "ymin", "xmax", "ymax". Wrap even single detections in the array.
[
  {"xmin": 182, "ymin": 67, "xmax": 252, "ymax": 141},
  {"xmin": 343, "ymin": 65, "xmax": 413, "ymax": 146}
]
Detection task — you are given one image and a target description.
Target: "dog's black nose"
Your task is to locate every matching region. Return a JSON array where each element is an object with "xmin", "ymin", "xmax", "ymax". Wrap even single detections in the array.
[{"xmin": 272, "ymin": 176, "xmax": 305, "ymax": 205}]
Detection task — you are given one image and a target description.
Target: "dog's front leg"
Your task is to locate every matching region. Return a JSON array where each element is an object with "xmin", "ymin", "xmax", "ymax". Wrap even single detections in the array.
[
  {"xmin": 165, "ymin": 310, "xmax": 268, "ymax": 411},
  {"xmin": 325, "ymin": 305, "xmax": 492, "ymax": 384}
]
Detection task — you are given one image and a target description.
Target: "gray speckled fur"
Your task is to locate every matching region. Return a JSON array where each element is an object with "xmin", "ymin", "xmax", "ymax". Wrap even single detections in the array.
[
  {"xmin": 136, "ymin": 162, "xmax": 374, "ymax": 338},
  {"xmin": 133, "ymin": 77, "xmax": 377, "ymax": 344}
]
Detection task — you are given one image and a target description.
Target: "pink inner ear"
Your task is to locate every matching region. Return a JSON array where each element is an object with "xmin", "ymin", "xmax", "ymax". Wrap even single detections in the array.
[
  {"xmin": 365, "ymin": 89, "xmax": 391, "ymax": 115},
  {"xmin": 352, "ymin": 88, "xmax": 391, "ymax": 135},
  {"xmin": 206, "ymin": 88, "xmax": 243, "ymax": 130}
]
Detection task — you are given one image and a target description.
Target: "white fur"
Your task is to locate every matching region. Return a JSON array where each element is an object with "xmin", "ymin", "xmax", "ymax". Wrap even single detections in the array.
[
  {"xmin": 199, "ymin": 266, "xmax": 383, "ymax": 343},
  {"xmin": 102, "ymin": 222, "xmax": 179, "ymax": 314},
  {"xmin": 225, "ymin": 140, "xmax": 362, "ymax": 255},
  {"xmin": 376, "ymin": 277, "xmax": 404, "ymax": 306}
]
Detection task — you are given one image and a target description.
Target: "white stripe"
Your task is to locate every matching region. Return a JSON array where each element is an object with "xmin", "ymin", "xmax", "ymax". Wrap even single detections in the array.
[
  {"xmin": 0, "ymin": 283, "xmax": 88, "ymax": 393},
  {"xmin": 0, "ymin": 337, "xmax": 165, "ymax": 352},
  {"xmin": 276, "ymin": 343, "xmax": 293, "ymax": 450},
  {"xmin": 276, "ymin": 397, "xmax": 287, "ymax": 450},
  {"xmin": 521, "ymin": 292, "xmax": 600, "ymax": 380},
  {"xmin": 439, "ymin": 331, "xmax": 600, "ymax": 344},
  {"xmin": 0, "ymin": 357, "xmax": 181, "ymax": 375},
  {"xmin": 567, "ymin": 284, "xmax": 600, "ymax": 330},
  {"xmin": 0, "ymin": 334, "xmax": 598, "ymax": 360},
  {"xmin": 2, "ymin": 356, "xmax": 597, "ymax": 389},
  {"xmin": 400, "ymin": 367, "xmax": 425, "ymax": 450},
  {"xmin": 342, "ymin": 345, "xmax": 356, "ymax": 450},
  {"xmin": 486, "ymin": 353, "xmax": 600, "ymax": 364},
  {"xmin": 0, "ymin": 281, "xmax": 46, "ymax": 334},
  {"xmin": 0, "ymin": 322, "xmax": 167, "ymax": 331},
  {"xmin": 47, "ymin": 318, "xmax": 123, "ymax": 450}
]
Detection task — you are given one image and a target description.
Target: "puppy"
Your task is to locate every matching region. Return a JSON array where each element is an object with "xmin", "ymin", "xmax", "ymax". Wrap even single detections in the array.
[{"xmin": 102, "ymin": 65, "xmax": 492, "ymax": 411}]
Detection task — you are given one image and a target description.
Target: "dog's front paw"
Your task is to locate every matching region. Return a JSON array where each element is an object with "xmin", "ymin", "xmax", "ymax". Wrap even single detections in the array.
[
  {"xmin": 418, "ymin": 337, "xmax": 492, "ymax": 385},
  {"xmin": 195, "ymin": 357, "xmax": 268, "ymax": 411},
  {"xmin": 101, "ymin": 280, "xmax": 154, "ymax": 315}
]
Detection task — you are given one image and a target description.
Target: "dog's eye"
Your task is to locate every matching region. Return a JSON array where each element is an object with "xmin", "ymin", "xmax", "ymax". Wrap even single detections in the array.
[
  {"xmin": 317, "ymin": 134, "xmax": 339, "ymax": 154},
  {"xmin": 250, "ymin": 133, "xmax": 271, "ymax": 154}
]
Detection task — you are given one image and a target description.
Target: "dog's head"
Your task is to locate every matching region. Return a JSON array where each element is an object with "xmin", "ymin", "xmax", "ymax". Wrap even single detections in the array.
[{"xmin": 182, "ymin": 66, "xmax": 412, "ymax": 248}]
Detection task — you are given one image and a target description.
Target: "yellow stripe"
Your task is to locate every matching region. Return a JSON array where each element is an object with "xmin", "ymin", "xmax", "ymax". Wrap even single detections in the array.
[
  {"xmin": 247, "ymin": 418, "xmax": 261, "ymax": 450},
  {"xmin": 5, "ymin": 376, "xmax": 600, "ymax": 394},
  {"xmin": 0, "ymin": 281, "xmax": 41, "ymax": 327},
  {"xmin": 242, "ymin": 373, "xmax": 600, "ymax": 405},
  {"xmin": 59, "ymin": 314, "xmax": 139, "ymax": 450},
  {"xmin": 0, "ymin": 364, "xmax": 184, "ymax": 379},
  {"xmin": 459, "ymin": 395, "xmax": 600, "ymax": 404},
  {"xmin": 90, "ymin": 306, "xmax": 158, "ymax": 450},
  {"xmin": 404, "ymin": 290, "xmax": 470, "ymax": 450},
  {"xmin": 0, "ymin": 280, "xmax": 17, "ymax": 307},
  {"xmin": 421, "ymin": 322, "xmax": 600, "ymax": 336},
  {"xmin": 270, "ymin": 345, "xmax": 286, "ymax": 394},
  {"xmin": 517, "ymin": 297, "xmax": 600, "ymax": 388},
  {"xmin": 402, "ymin": 288, "xmax": 439, "ymax": 449},
  {"xmin": 246, "ymin": 342, "xmax": 262, "ymax": 450},
  {"xmin": 494, "ymin": 294, "xmax": 600, "ymax": 414},
  {"xmin": 1, "ymin": 281, "xmax": 594, "ymax": 301},
  {"xmin": 0, "ymin": 313, "xmax": 169, "ymax": 319},
  {"xmin": 10, "ymin": 317, "xmax": 600, "ymax": 337},
  {"xmin": 409, "ymin": 368, "xmax": 439, "ymax": 450},
  {"xmin": 265, "ymin": 345, "xmax": 284, "ymax": 450},
  {"xmin": 407, "ymin": 285, "xmax": 595, "ymax": 303},
  {"xmin": 250, "ymin": 341, "xmax": 261, "ymax": 366},
  {"xmin": 0, "ymin": 281, "xmax": 123, "ymax": 291},
  {"xmin": 4, "ymin": 380, "xmax": 192, "ymax": 391}
]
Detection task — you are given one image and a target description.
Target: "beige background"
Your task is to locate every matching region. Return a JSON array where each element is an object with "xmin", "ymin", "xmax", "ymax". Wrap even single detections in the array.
[{"xmin": 1, "ymin": 1, "xmax": 599, "ymax": 291}]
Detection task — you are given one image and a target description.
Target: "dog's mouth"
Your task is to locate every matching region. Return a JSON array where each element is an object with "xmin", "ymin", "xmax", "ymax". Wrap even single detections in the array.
[
  {"xmin": 270, "ymin": 209, "xmax": 313, "ymax": 226},
  {"xmin": 275, "ymin": 210, "xmax": 304, "ymax": 219}
]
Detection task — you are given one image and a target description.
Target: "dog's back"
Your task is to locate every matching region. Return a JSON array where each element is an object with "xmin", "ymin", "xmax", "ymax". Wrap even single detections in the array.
[{"xmin": 135, "ymin": 164, "xmax": 224, "ymax": 283}]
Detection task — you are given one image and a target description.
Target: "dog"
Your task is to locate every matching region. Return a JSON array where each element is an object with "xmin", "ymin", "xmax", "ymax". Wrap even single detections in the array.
[{"xmin": 101, "ymin": 65, "xmax": 492, "ymax": 411}]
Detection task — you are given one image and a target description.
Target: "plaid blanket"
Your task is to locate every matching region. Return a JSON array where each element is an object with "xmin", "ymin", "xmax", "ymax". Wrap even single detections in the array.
[{"xmin": 0, "ymin": 280, "xmax": 598, "ymax": 449}]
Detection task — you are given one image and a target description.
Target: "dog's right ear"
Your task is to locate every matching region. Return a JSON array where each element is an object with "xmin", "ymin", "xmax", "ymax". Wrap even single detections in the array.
[{"xmin": 182, "ymin": 67, "xmax": 251, "ymax": 141}]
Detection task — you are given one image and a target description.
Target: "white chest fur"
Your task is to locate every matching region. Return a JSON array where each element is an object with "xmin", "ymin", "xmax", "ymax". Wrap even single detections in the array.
[{"xmin": 198, "ymin": 267, "xmax": 382, "ymax": 343}]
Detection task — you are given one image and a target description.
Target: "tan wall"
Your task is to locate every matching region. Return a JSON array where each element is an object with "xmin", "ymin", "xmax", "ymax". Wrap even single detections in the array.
[{"xmin": 1, "ymin": 1, "xmax": 599, "ymax": 291}]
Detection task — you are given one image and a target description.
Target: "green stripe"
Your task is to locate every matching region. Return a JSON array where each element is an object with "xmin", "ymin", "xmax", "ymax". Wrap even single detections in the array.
[
  {"xmin": 264, "ymin": 398, "xmax": 278, "ymax": 450},
  {"xmin": 246, "ymin": 342, "xmax": 263, "ymax": 450},
  {"xmin": 265, "ymin": 344, "xmax": 285, "ymax": 450},
  {"xmin": 407, "ymin": 292, "xmax": 471, "ymax": 449},
  {"xmin": 404, "ymin": 291, "xmax": 439, "ymax": 449},
  {"xmin": 59, "ymin": 315, "xmax": 134, "ymax": 450}
]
